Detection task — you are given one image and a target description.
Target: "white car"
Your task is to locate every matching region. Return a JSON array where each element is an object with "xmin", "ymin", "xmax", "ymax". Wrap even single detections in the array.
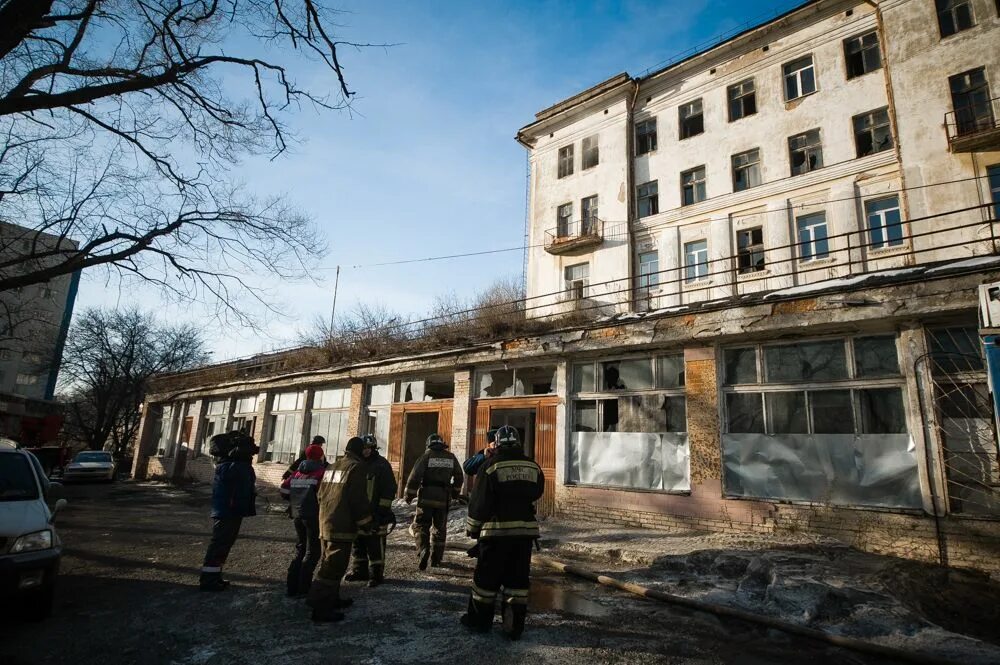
[
  {"xmin": 63, "ymin": 451, "xmax": 117, "ymax": 483},
  {"xmin": 0, "ymin": 441, "xmax": 67, "ymax": 620}
]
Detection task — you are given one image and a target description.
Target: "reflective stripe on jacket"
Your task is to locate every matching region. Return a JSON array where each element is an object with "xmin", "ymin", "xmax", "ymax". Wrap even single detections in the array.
[
  {"xmin": 317, "ymin": 451, "xmax": 373, "ymax": 542},
  {"xmin": 466, "ymin": 452, "xmax": 544, "ymax": 540},
  {"xmin": 405, "ymin": 446, "xmax": 463, "ymax": 509}
]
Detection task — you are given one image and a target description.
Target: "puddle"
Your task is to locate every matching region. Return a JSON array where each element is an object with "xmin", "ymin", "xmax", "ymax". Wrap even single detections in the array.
[{"xmin": 529, "ymin": 577, "xmax": 612, "ymax": 617}]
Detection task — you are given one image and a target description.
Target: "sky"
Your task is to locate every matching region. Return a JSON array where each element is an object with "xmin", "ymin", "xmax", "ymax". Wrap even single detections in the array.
[{"xmin": 72, "ymin": 0, "xmax": 808, "ymax": 362}]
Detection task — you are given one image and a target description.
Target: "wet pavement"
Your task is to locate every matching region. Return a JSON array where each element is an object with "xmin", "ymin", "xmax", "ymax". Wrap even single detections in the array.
[{"xmin": 0, "ymin": 481, "xmax": 916, "ymax": 665}]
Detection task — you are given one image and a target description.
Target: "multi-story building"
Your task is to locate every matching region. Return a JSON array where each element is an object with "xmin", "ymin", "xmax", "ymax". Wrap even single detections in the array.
[
  {"xmin": 132, "ymin": 0, "xmax": 1000, "ymax": 575},
  {"xmin": 0, "ymin": 222, "xmax": 81, "ymax": 443}
]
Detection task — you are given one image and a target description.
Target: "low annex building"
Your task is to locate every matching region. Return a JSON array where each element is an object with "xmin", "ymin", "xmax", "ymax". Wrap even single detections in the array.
[{"xmin": 133, "ymin": 0, "xmax": 1000, "ymax": 576}]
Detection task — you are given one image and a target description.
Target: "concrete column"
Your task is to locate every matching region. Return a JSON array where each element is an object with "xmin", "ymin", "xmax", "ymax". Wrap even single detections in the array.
[
  {"xmin": 346, "ymin": 381, "xmax": 366, "ymax": 438},
  {"xmin": 300, "ymin": 388, "xmax": 316, "ymax": 453},
  {"xmin": 130, "ymin": 401, "xmax": 160, "ymax": 480},
  {"xmin": 900, "ymin": 324, "xmax": 947, "ymax": 516},
  {"xmin": 254, "ymin": 391, "xmax": 272, "ymax": 462},
  {"xmin": 684, "ymin": 346, "xmax": 722, "ymax": 489},
  {"xmin": 554, "ymin": 361, "xmax": 568, "ymax": 487},
  {"xmin": 766, "ymin": 199, "xmax": 794, "ymax": 289},
  {"xmin": 450, "ymin": 368, "xmax": 473, "ymax": 465}
]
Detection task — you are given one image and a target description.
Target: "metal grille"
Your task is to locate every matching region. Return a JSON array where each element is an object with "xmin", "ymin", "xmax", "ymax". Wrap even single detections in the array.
[{"xmin": 919, "ymin": 327, "xmax": 1000, "ymax": 518}]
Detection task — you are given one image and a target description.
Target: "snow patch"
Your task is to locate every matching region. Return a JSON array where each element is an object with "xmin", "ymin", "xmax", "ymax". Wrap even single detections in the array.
[{"xmin": 926, "ymin": 255, "xmax": 1000, "ymax": 273}]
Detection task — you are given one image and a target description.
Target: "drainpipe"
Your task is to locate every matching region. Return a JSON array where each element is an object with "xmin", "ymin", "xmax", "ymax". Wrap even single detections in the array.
[
  {"xmin": 863, "ymin": 0, "xmax": 914, "ymax": 263},
  {"xmin": 626, "ymin": 78, "xmax": 640, "ymax": 312}
]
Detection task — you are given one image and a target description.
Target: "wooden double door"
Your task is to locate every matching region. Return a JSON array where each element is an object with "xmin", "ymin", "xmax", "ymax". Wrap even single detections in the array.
[
  {"xmin": 386, "ymin": 400, "xmax": 453, "ymax": 496},
  {"xmin": 472, "ymin": 396, "xmax": 557, "ymax": 517}
]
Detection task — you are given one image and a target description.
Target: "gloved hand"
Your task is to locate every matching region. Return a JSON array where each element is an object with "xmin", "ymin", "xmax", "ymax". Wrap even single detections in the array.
[
  {"xmin": 358, "ymin": 523, "xmax": 377, "ymax": 537},
  {"xmin": 466, "ymin": 543, "xmax": 480, "ymax": 558}
]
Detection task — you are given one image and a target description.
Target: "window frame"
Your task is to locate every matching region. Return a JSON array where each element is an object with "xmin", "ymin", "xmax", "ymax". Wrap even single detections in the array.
[
  {"xmin": 844, "ymin": 31, "xmax": 882, "ymax": 79},
  {"xmin": 637, "ymin": 250, "xmax": 660, "ymax": 293},
  {"xmin": 788, "ymin": 129, "xmax": 824, "ymax": 176},
  {"xmin": 557, "ymin": 144, "xmax": 574, "ymax": 179},
  {"xmin": 728, "ymin": 78, "xmax": 757, "ymax": 122},
  {"xmin": 637, "ymin": 180, "xmax": 659, "ymax": 218},
  {"xmin": 678, "ymin": 98, "xmax": 704, "ymax": 140},
  {"xmin": 683, "ymin": 239, "xmax": 709, "ymax": 283},
  {"xmin": 853, "ymin": 107, "xmax": 893, "ymax": 157},
  {"xmin": 476, "ymin": 365, "xmax": 558, "ymax": 399},
  {"xmin": 581, "ymin": 195, "xmax": 599, "ymax": 235},
  {"xmin": 556, "ymin": 202, "xmax": 573, "ymax": 237},
  {"xmin": 736, "ymin": 227, "xmax": 766, "ymax": 274},
  {"xmin": 635, "ymin": 118, "xmax": 658, "ymax": 155},
  {"xmin": 581, "ymin": 135, "xmax": 599, "ymax": 170},
  {"xmin": 864, "ymin": 196, "xmax": 905, "ymax": 250},
  {"xmin": 936, "ymin": 0, "xmax": 976, "ymax": 38},
  {"xmin": 680, "ymin": 165, "xmax": 707, "ymax": 206},
  {"xmin": 987, "ymin": 164, "xmax": 1000, "ymax": 221},
  {"xmin": 564, "ymin": 262, "xmax": 590, "ymax": 301},
  {"xmin": 783, "ymin": 55, "xmax": 817, "ymax": 101},
  {"xmin": 731, "ymin": 148, "xmax": 762, "ymax": 192},
  {"xmin": 796, "ymin": 211, "xmax": 830, "ymax": 262}
]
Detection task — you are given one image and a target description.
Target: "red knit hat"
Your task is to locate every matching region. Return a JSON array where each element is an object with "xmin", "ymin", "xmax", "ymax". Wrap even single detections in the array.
[{"xmin": 305, "ymin": 444, "xmax": 324, "ymax": 461}]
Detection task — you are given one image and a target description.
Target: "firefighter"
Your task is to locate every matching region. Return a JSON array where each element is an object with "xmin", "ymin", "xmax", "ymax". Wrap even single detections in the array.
[
  {"xmin": 461, "ymin": 425, "xmax": 544, "ymax": 640},
  {"xmin": 281, "ymin": 442, "xmax": 328, "ymax": 597},
  {"xmin": 307, "ymin": 436, "xmax": 375, "ymax": 623},
  {"xmin": 345, "ymin": 434, "xmax": 397, "ymax": 587},
  {"xmin": 404, "ymin": 433, "xmax": 463, "ymax": 570},
  {"xmin": 200, "ymin": 431, "xmax": 259, "ymax": 592}
]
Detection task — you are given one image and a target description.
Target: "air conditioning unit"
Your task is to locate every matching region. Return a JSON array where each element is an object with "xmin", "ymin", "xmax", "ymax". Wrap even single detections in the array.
[{"xmin": 979, "ymin": 282, "xmax": 1000, "ymax": 330}]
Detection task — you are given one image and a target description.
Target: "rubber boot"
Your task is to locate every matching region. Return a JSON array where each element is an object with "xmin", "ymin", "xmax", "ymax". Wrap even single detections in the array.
[
  {"xmin": 460, "ymin": 596, "xmax": 493, "ymax": 633},
  {"xmin": 286, "ymin": 561, "xmax": 301, "ymax": 597},
  {"xmin": 200, "ymin": 572, "xmax": 230, "ymax": 592},
  {"xmin": 344, "ymin": 566, "xmax": 369, "ymax": 582},
  {"xmin": 418, "ymin": 547, "xmax": 430, "ymax": 571},
  {"xmin": 502, "ymin": 603, "xmax": 527, "ymax": 641},
  {"xmin": 308, "ymin": 580, "xmax": 346, "ymax": 622},
  {"xmin": 430, "ymin": 545, "xmax": 445, "ymax": 567},
  {"xmin": 367, "ymin": 566, "xmax": 384, "ymax": 588}
]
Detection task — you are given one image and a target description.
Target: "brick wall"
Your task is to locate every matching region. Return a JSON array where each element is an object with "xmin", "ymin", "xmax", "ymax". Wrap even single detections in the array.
[
  {"xmin": 450, "ymin": 369, "xmax": 473, "ymax": 464},
  {"xmin": 144, "ymin": 456, "xmax": 175, "ymax": 481}
]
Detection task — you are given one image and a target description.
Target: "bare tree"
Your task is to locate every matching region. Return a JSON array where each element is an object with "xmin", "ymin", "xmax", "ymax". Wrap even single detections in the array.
[
  {"xmin": 59, "ymin": 307, "xmax": 209, "ymax": 460},
  {"xmin": 307, "ymin": 301, "xmax": 410, "ymax": 360},
  {"xmin": 0, "ymin": 1, "xmax": 378, "ymax": 326}
]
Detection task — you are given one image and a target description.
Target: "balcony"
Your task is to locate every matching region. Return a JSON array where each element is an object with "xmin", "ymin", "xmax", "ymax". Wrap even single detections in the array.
[
  {"xmin": 945, "ymin": 96, "xmax": 1000, "ymax": 152},
  {"xmin": 544, "ymin": 218, "xmax": 604, "ymax": 255}
]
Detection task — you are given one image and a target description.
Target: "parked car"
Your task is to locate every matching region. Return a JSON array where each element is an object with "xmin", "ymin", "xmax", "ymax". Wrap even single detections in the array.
[
  {"xmin": 63, "ymin": 451, "xmax": 116, "ymax": 483},
  {"xmin": 0, "ymin": 440, "xmax": 67, "ymax": 620}
]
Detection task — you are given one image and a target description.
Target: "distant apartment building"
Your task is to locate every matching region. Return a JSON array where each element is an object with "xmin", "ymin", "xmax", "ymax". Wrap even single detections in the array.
[
  {"xmin": 133, "ymin": 0, "xmax": 1000, "ymax": 576},
  {"xmin": 0, "ymin": 221, "xmax": 81, "ymax": 443}
]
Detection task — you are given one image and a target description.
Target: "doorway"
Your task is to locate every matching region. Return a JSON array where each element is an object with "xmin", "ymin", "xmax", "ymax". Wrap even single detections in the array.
[
  {"xmin": 402, "ymin": 412, "xmax": 439, "ymax": 487},
  {"xmin": 490, "ymin": 408, "xmax": 537, "ymax": 459}
]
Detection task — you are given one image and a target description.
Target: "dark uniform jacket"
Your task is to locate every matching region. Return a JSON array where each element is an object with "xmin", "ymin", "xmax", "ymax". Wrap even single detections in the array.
[
  {"xmin": 285, "ymin": 460, "xmax": 327, "ymax": 520},
  {"xmin": 466, "ymin": 448, "xmax": 544, "ymax": 540},
  {"xmin": 317, "ymin": 451, "xmax": 374, "ymax": 542},
  {"xmin": 405, "ymin": 445, "xmax": 463, "ymax": 509},
  {"xmin": 366, "ymin": 452, "xmax": 398, "ymax": 517},
  {"xmin": 210, "ymin": 460, "xmax": 257, "ymax": 519}
]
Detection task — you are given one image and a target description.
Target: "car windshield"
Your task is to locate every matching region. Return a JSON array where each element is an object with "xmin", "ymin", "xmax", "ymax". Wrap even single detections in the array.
[
  {"xmin": 0, "ymin": 454, "xmax": 39, "ymax": 501},
  {"xmin": 74, "ymin": 452, "xmax": 112, "ymax": 463}
]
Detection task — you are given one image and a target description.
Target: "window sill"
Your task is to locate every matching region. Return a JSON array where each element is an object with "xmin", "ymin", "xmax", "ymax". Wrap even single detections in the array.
[
  {"xmin": 728, "ymin": 112, "xmax": 758, "ymax": 124},
  {"xmin": 866, "ymin": 243, "xmax": 909, "ymax": 258},
  {"xmin": 798, "ymin": 256, "xmax": 837, "ymax": 266},
  {"xmin": 565, "ymin": 482, "xmax": 691, "ymax": 497},
  {"xmin": 784, "ymin": 89, "xmax": 818, "ymax": 106},
  {"xmin": 684, "ymin": 278, "xmax": 713, "ymax": 287},
  {"xmin": 736, "ymin": 268, "xmax": 770, "ymax": 281}
]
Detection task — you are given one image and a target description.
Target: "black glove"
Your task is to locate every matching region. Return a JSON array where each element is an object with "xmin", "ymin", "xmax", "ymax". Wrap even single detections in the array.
[{"xmin": 466, "ymin": 543, "xmax": 480, "ymax": 558}]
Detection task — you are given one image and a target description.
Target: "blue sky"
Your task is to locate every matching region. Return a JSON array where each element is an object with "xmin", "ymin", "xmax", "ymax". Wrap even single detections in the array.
[{"xmin": 74, "ymin": 0, "xmax": 806, "ymax": 360}]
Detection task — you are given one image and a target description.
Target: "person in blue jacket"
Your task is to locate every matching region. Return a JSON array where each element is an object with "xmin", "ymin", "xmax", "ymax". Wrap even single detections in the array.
[{"xmin": 199, "ymin": 431, "xmax": 259, "ymax": 591}]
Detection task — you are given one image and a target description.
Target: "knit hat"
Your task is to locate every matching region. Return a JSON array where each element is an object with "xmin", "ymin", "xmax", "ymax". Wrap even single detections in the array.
[
  {"xmin": 305, "ymin": 444, "xmax": 324, "ymax": 461},
  {"xmin": 345, "ymin": 436, "xmax": 365, "ymax": 457},
  {"xmin": 311, "ymin": 435, "xmax": 326, "ymax": 445}
]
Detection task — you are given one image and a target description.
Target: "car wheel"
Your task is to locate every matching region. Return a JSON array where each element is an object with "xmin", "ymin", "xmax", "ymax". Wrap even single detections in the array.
[{"xmin": 25, "ymin": 580, "xmax": 54, "ymax": 622}]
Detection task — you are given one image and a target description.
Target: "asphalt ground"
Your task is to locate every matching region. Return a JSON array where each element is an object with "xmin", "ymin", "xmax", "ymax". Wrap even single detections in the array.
[{"xmin": 0, "ymin": 481, "xmax": 910, "ymax": 665}]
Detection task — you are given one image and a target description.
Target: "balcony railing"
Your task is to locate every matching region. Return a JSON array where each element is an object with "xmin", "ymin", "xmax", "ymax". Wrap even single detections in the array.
[
  {"xmin": 945, "ymin": 96, "xmax": 1000, "ymax": 152},
  {"xmin": 544, "ymin": 218, "xmax": 604, "ymax": 255}
]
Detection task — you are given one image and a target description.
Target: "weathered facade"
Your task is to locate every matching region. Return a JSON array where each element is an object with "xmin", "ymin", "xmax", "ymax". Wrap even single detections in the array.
[{"xmin": 133, "ymin": 0, "xmax": 1000, "ymax": 575}]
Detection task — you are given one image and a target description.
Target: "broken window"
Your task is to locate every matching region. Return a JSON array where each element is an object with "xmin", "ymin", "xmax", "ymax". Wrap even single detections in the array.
[
  {"xmin": 569, "ymin": 353, "xmax": 689, "ymax": 492},
  {"xmin": 681, "ymin": 166, "xmax": 707, "ymax": 206},
  {"xmin": 936, "ymin": 0, "xmax": 975, "ymax": 37},
  {"xmin": 557, "ymin": 144, "xmax": 574, "ymax": 178},
  {"xmin": 478, "ymin": 366, "xmax": 556, "ymax": 398},
  {"xmin": 854, "ymin": 336, "xmax": 900, "ymax": 377},
  {"xmin": 556, "ymin": 202, "xmax": 573, "ymax": 237},
  {"xmin": 581, "ymin": 195, "xmax": 599, "ymax": 234},
  {"xmin": 728, "ymin": 79, "xmax": 756, "ymax": 121},
  {"xmin": 949, "ymin": 67, "xmax": 993, "ymax": 136},
  {"xmin": 865, "ymin": 196, "xmax": 904, "ymax": 249},
  {"xmin": 564, "ymin": 262, "xmax": 589, "ymax": 301},
  {"xmin": 476, "ymin": 368, "xmax": 515, "ymax": 398},
  {"xmin": 635, "ymin": 118, "xmax": 657, "ymax": 154},
  {"xmin": 788, "ymin": 129, "xmax": 823, "ymax": 176},
  {"xmin": 732, "ymin": 149, "xmax": 761, "ymax": 192},
  {"xmin": 582, "ymin": 135, "xmax": 599, "ymax": 169},
  {"xmin": 637, "ymin": 180, "xmax": 659, "ymax": 218},
  {"xmin": 396, "ymin": 375, "xmax": 455, "ymax": 402},
  {"xmin": 737, "ymin": 227, "xmax": 766, "ymax": 274},
  {"xmin": 795, "ymin": 211, "xmax": 829, "ymax": 261},
  {"xmin": 678, "ymin": 99, "xmax": 704, "ymax": 139},
  {"xmin": 637, "ymin": 250, "xmax": 660, "ymax": 295},
  {"xmin": 684, "ymin": 240, "xmax": 708, "ymax": 283},
  {"xmin": 853, "ymin": 107, "xmax": 893, "ymax": 157},
  {"xmin": 844, "ymin": 31, "xmax": 882, "ymax": 79},
  {"xmin": 783, "ymin": 56, "xmax": 816, "ymax": 100}
]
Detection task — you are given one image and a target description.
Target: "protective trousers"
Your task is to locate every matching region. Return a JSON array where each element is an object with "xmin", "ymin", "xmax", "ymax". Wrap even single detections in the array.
[
  {"xmin": 466, "ymin": 538, "xmax": 534, "ymax": 634},
  {"xmin": 200, "ymin": 517, "xmax": 242, "ymax": 585},
  {"xmin": 412, "ymin": 505, "xmax": 448, "ymax": 564},
  {"xmin": 350, "ymin": 531, "xmax": 387, "ymax": 575},
  {"xmin": 307, "ymin": 540, "xmax": 353, "ymax": 611},
  {"xmin": 287, "ymin": 516, "xmax": 321, "ymax": 596}
]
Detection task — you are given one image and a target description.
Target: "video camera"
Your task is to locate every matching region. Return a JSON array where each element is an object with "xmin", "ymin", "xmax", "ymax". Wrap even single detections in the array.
[{"xmin": 208, "ymin": 430, "xmax": 259, "ymax": 460}]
